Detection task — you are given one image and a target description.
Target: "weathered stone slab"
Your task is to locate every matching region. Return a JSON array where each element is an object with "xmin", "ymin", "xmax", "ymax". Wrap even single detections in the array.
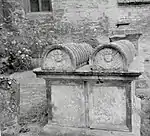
[
  {"xmin": 50, "ymin": 80, "xmax": 85, "ymax": 128},
  {"xmin": 89, "ymin": 82, "xmax": 128, "ymax": 131},
  {"xmin": 0, "ymin": 77, "xmax": 20, "ymax": 136}
]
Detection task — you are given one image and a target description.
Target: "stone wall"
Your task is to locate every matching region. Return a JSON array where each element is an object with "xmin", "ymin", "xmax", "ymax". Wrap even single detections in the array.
[{"xmin": 51, "ymin": 0, "xmax": 109, "ymax": 44}]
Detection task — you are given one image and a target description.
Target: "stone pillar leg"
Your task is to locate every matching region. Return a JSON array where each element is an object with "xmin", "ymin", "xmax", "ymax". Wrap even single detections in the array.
[{"xmin": 45, "ymin": 79, "xmax": 53, "ymax": 121}]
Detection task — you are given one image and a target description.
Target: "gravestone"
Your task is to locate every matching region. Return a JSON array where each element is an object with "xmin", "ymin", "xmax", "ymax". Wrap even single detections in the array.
[
  {"xmin": 0, "ymin": 77, "xmax": 20, "ymax": 136},
  {"xmin": 34, "ymin": 40, "xmax": 142, "ymax": 136}
]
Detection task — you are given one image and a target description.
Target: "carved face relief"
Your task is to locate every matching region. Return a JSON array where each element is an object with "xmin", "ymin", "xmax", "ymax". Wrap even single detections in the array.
[
  {"xmin": 53, "ymin": 50, "xmax": 63, "ymax": 62},
  {"xmin": 104, "ymin": 54, "xmax": 112, "ymax": 62},
  {"xmin": 43, "ymin": 49, "xmax": 72, "ymax": 71},
  {"xmin": 103, "ymin": 50, "xmax": 113, "ymax": 62},
  {"xmin": 94, "ymin": 48, "xmax": 124, "ymax": 71}
]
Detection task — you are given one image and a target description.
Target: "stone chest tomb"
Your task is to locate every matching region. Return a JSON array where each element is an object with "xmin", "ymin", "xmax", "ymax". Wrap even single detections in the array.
[{"xmin": 34, "ymin": 40, "xmax": 142, "ymax": 136}]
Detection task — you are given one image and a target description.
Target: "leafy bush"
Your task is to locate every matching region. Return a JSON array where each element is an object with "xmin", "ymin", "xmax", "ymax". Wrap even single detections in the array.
[
  {"xmin": 0, "ymin": 77, "xmax": 20, "ymax": 136},
  {"xmin": 0, "ymin": 30, "xmax": 32, "ymax": 74},
  {"xmin": 0, "ymin": 1, "xmax": 54, "ymax": 74}
]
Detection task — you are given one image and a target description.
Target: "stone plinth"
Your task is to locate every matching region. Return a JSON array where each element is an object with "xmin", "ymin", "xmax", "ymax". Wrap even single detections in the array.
[
  {"xmin": 41, "ymin": 43, "xmax": 93, "ymax": 71},
  {"xmin": 90, "ymin": 40, "xmax": 136, "ymax": 71},
  {"xmin": 34, "ymin": 68, "xmax": 141, "ymax": 136}
]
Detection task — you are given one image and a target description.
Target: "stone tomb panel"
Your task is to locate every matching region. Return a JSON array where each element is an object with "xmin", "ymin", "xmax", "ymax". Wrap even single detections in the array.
[
  {"xmin": 94, "ymin": 48, "xmax": 124, "ymax": 71},
  {"xmin": 43, "ymin": 49, "xmax": 72, "ymax": 71},
  {"xmin": 89, "ymin": 81, "xmax": 129, "ymax": 131},
  {"xmin": 51, "ymin": 80, "xmax": 85, "ymax": 128}
]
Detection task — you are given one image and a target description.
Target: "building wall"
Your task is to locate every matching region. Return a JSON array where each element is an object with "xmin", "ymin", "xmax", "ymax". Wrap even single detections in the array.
[{"xmin": 51, "ymin": 0, "xmax": 110, "ymax": 44}]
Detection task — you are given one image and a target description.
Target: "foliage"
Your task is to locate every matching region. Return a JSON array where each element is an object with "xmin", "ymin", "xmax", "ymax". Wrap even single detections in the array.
[
  {"xmin": 0, "ymin": 76, "xmax": 20, "ymax": 135},
  {"xmin": 0, "ymin": 0, "xmax": 54, "ymax": 74},
  {"xmin": 0, "ymin": 0, "xmax": 108, "ymax": 74}
]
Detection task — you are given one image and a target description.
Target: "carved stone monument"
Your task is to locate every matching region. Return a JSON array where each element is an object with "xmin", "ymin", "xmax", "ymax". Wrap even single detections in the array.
[
  {"xmin": 34, "ymin": 39, "xmax": 142, "ymax": 136},
  {"xmin": 90, "ymin": 40, "xmax": 136, "ymax": 71},
  {"xmin": 42, "ymin": 43, "xmax": 93, "ymax": 71}
]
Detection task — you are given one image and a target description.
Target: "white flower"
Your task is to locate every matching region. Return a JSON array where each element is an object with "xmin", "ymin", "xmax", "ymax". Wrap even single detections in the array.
[
  {"xmin": 7, "ymin": 32, "xmax": 13, "ymax": 35},
  {"xmin": 18, "ymin": 50, "xmax": 21, "ymax": 54},
  {"xmin": 8, "ymin": 80, "xmax": 11, "ymax": 85},
  {"xmin": 21, "ymin": 54, "xmax": 25, "ymax": 58},
  {"xmin": 12, "ymin": 40, "xmax": 16, "ymax": 45}
]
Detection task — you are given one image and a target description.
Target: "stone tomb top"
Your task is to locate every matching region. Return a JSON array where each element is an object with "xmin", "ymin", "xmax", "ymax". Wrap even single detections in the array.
[
  {"xmin": 41, "ymin": 40, "xmax": 143, "ymax": 73},
  {"xmin": 41, "ymin": 43, "xmax": 93, "ymax": 72},
  {"xmin": 90, "ymin": 40, "xmax": 136, "ymax": 71}
]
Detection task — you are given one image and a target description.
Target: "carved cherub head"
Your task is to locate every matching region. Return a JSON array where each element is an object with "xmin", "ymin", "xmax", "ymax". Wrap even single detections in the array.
[
  {"xmin": 103, "ymin": 49, "xmax": 113, "ymax": 62},
  {"xmin": 53, "ymin": 50, "xmax": 63, "ymax": 62}
]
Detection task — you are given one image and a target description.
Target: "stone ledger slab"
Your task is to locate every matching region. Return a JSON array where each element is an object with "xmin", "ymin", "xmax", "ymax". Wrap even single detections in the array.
[
  {"xmin": 89, "ymin": 85, "xmax": 127, "ymax": 131},
  {"xmin": 51, "ymin": 80, "xmax": 85, "ymax": 127}
]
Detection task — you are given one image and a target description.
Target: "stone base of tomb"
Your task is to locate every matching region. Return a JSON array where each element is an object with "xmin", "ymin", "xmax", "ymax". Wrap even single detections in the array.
[{"xmin": 40, "ymin": 97, "xmax": 141, "ymax": 136}]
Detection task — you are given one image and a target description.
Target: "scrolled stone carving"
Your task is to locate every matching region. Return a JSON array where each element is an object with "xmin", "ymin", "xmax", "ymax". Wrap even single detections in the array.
[
  {"xmin": 90, "ymin": 40, "xmax": 136, "ymax": 71},
  {"xmin": 93, "ymin": 47, "xmax": 124, "ymax": 71},
  {"xmin": 45, "ymin": 49, "xmax": 72, "ymax": 71},
  {"xmin": 42, "ymin": 43, "xmax": 93, "ymax": 71}
]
